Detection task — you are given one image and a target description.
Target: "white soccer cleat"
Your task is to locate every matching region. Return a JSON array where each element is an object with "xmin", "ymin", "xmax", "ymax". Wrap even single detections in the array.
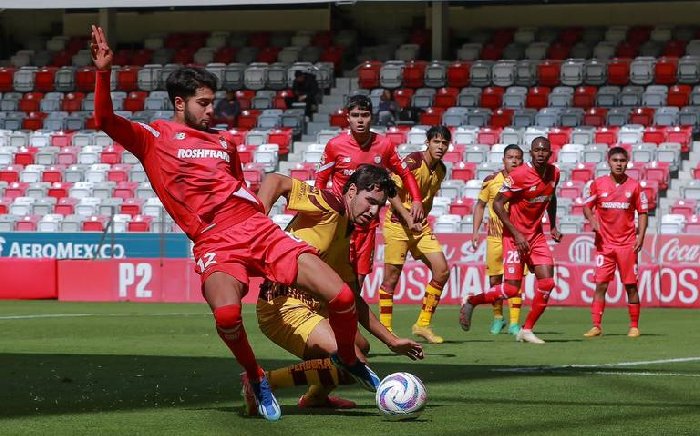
[{"xmin": 515, "ymin": 328, "xmax": 545, "ymax": 344}]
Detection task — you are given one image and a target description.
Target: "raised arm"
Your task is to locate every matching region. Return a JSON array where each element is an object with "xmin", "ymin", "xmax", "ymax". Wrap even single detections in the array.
[
  {"xmin": 91, "ymin": 25, "xmax": 149, "ymax": 155},
  {"xmin": 386, "ymin": 147, "xmax": 424, "ymax": 222}
]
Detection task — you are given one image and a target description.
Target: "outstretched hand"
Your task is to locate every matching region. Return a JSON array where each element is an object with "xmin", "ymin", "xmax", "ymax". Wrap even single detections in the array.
[
  {"xmin": 388, "ymin": 337, "xmax": 424, "ymax": 361},
  {"xmin": 90, "ymin": 25, "xmax": 113, "ymax": 71}
]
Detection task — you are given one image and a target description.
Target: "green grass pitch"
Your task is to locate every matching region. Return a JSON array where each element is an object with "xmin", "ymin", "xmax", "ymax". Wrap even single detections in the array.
[{"xmin": 0, "ymin": 301, "xmax": 698, "ymax": 435}]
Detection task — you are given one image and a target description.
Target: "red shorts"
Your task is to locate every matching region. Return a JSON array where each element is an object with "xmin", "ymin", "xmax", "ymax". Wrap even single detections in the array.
[
  {"xmin": 503, "ymin": 232, "xmax": 554, "ymax": 280},
  {"xmin": 350, "ymin": 220, "xmax": 379, "ymax": 275},
  {"xmin": 193, "ymin": 211, "xmax": 317, "ymax": 288},
  {"xmin": 595, "ymin": 245, "xmax": 638, "ymax": 285}
]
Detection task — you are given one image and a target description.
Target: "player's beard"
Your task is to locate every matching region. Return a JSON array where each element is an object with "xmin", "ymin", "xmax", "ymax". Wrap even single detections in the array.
[{"xmin": 185, "ymin": 109, "xmax": 209, "ymax": 131}]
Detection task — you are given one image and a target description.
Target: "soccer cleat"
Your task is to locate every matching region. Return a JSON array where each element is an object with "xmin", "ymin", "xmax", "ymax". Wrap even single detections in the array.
[
  {"xmin": 583, "ymin": 326, "xmax": 603, "ymax": 338},
  {"xmin": 489, "ymin": 317, "xmax": 506, "ymax": 335},
  {"xmin": 508, "ymin": 323, "xmax": 521, "ymax": 335},
  {"xmin": 627, "ymin": 327, "xmax": 640, "ymax": 338},
  {"xmin": 330, "ymin": 354, "xmax": 380, "ymax": 392},
  {"xmin": 298, "ymin": 394, "xmax": 356, "ymax": 409},
  {"xmin": 459, "ymin": 297, "xmax": 475, "ymax": 332},
  {"xmin": 411, "ymin": 323, "xmax": 444, "ymax": 344},
  {"xmin": 516, "ymin": 329, "xmax": 545, "ymax": 344},
  {"xmin": 240, "ymin": 373, "xmax": 281, "ymax": 421}
]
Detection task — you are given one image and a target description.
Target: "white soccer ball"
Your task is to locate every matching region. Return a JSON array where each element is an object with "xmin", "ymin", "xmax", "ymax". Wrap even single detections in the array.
[{"xmin": 375, "ymin": 372, "xmax": 427, "ymax": 420}]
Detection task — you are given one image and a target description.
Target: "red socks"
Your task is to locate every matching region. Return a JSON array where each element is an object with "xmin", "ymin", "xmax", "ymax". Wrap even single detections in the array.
[
  {"xmin": 328, "ymin": 284, "xmax": 358, "ymax": 365},
  {"xmin": 468, "ymin": 282, "xmax": 520, "ymax": 305},
  {"xmin": 628, "ymin": 303, "xmax": 640, "ymax": 328},
  {"xmin": 214, "ymin": 304, "xmax": 264, "ymax": 382},
  {"xmin": 523, "ymin": 277, "xmax": 555, "ymax": 330},
  {"xmin": 591, "ymin": 299, "xmax": 606, "ymax": 328}
]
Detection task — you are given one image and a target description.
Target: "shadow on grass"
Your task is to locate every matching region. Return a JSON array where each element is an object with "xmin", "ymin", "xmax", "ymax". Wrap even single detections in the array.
[{"xmin": 1, "ymin": 353, "xmax": 697, "ymax": 419}]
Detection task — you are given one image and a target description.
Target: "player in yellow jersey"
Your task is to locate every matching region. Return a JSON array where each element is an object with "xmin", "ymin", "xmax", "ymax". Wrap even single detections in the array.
[
  {"xmin": 471, "ymin": 144, "xmax": 524, "ymax": 335},
  {"xmin": 246, "ymin": 164, "xmax": 423, "ymax": 414},
  {"xmin": 379, "ymin": 125, "xmax": 451, "ymax": 344}
]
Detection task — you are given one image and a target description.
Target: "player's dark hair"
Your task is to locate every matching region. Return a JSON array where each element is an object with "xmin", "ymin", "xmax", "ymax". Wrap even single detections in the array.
[
  {"xmin": 504, "ymin": 144, "xmax": 523, "ymax": 156},
  {"xmin": 343, "ymin": 164, "xmax": 397, "ymax": 198},
  {"xmin": 345, "ymin": 94, "xmax": 373, "ymax": 113},
  {"xmin": 608, "ymin": 146, "xmax": 629, "ymax": 159},
  {"xmin": 166, "ymin": 67, "xmax": 218, "ymax": 107},
  {"xmin": 426, "ymin": 125, "xmax": 452, "ymax": 142},
  {"xmin": 531, "ymin": 136, "xmax": 551, "ymax": 148}
]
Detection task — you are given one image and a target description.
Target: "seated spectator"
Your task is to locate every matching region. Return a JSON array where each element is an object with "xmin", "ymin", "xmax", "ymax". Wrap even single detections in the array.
[
  {"xmin": 214, "ymin": 88, "xmax": 241, "ymax": 128},
  {"xmin": 378, "ymin": 89, "xmax": 398, "ymax": 126},
  {"xmin": 289, "ymin": 70, "xmax": 320, "ymax": 116}
]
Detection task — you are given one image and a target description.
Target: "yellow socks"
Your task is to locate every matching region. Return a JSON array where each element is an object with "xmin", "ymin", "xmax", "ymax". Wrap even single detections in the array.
[
  {"xmin": 416, "ymin": 282, "xmax": 443, "ymax": 327},
  {"xmin": 379, "ymin": 287, "xmax": 394, "ymax": 332}
]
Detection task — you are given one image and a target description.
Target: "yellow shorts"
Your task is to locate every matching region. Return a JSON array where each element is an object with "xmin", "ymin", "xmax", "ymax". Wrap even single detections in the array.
[
  {"xmin": 486, "ymin": 237, "xmax": 528, "ymax": 277},
  {"xmin": 256, "ymin": 296, "xmax": 327, "ymax": 359},
  {"xmin": 383, "ymin": 221, "xmax": 443, "ymax": 265}
]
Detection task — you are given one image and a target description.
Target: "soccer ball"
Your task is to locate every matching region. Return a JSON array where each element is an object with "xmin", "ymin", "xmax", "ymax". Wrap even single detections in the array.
[{"xmin": 375, "ymin": 372, "xmax": 427, "ymax": 420}]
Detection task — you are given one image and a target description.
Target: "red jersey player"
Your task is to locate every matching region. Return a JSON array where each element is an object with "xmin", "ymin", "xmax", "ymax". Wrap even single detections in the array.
[
  {"xmin": 90, "ymin": 25, "xmax": 381, "ymax": 421},
  {"xmin": 315, "ymin": 95, "xmax": 424, "ymax": 284},
  {"xmin": 459, "ymin": 137, "xmax": 563, "ymax": 344},
  {"xmin": 582, "ymin": 147, "xmax": 648, "ymax": 338}
]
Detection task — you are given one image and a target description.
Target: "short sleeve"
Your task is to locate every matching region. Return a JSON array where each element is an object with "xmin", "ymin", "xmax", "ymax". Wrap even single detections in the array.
[
  {"xmin": 583, "ymin": 180, "xmax": 597, "ymax": 206},
  {"xmin": 636, "ymin": 184, "xmax": 649, "ymax": 213},
  {"xmin": 478, "ymin": 178, "xmax": 491, "ymax": 203},
  {"xmin": 287, "ymin": 179, "xmax": 334, "ymax": 214}
]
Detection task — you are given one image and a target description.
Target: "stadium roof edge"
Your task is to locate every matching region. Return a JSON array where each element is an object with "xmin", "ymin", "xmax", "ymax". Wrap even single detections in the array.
[{"xmin": 0, "ymin": 0, "xmax": 331, "ymax": 9}]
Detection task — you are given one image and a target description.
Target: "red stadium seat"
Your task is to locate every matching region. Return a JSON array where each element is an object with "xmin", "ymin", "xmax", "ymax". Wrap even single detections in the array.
[
  {"xmin": 570, "ymin": 163, "xmax": 595, "ymax": 182},
  {"xmin": 393, "ymin": 88, "xmax": 414, "ymax": 109},
  {"xmin": 558, "ymin": 180, "xmax": 584, "ymax": 199},
  {"xmin": 607, "ymin": 58, "xmax": 630, "ymax": 85},
  {"xmin": 663, "ymin": 40, "xmax": 687, "ymax": 57},
  {"xmin": 490, "ymin": 108, "xmax": 513, "ymax": 128},
  {"xmin": 666, "ymin": 126, "xmax": 692, "ymax": 152},
  {"xmin": 120, "ymin": 198, "xmax": 144, "ymax": 216},
  {"xmin": 15, "ymin": 215, "xmax": 40, "ymax": 231},
  {"xmin": 449, "ymin": 198, "xmax": 475, "ymax": 216},
  {"xmin": 433, "ymin": 87, "xmax": 459, "ymax": 108},
  {"xmin": 358, "ymin": 61, "xmax": 381, "ymax": 89},
  {"xmin": 42, "ymin": 165, "xmax": 65, "ymax": 183},
  {"xmin": 236, "ymin": 144, "xmax": 256, "ymax": 165},
  {"xmin": 329, "ymin": 109, "xmax": 349, "ymax": 128},
  {"xmin": 642, "ymin": 127, "xmax": 667, "ymax": 144},
  {"xmin": 477, "ymin": 127, "xmax": 502, "ymax": 146},
  {"xmin": 450, "ymin": 162, "xmax": 476, "ymax": 182},
  {"xmin": 654, "ymin": 57, "xmax": 679, "ymax": 85},
  {"xmin": 267, "ymin": 129, "xmax": 292, "ymax": 155},
  {"xmin": 256, "ymin": 47, "xmax": 280, "ymax": 63},
  {"xmin": 34, "ymin": 67, "xmax": 57, "ymax": 92},
  {"xmin": 113, "ymin": 49, "xmax": 133, "ymax": 66},
  {"xmin": 19, "ymin": 93, "xmax": 42, "ymax": 112},
  {"xmin": 22, "ymin": 112, "xmax": 46, "ymax": 131},
  {"xmin": 127, "ymin": 214, "xmax": 153, "ymax": 232},
  {"xmin": 0, "ymin": 67, "xmax": 15, "ymax": 92},
  {"xmin": 442, "ymin": 144, "xmax": 465, "ymax": 163},
  {"xmin": 402, "ymin": 61, "xmax": 427, "ymax": 88},
  {"xmin": 288, "ymin": 162, "xmax": 316, "ymax": 181},
  {"xmin": 446, "ymin": 62, "xmax": 471, "ymax": 88},
  {"xmin": 243, "ymin": 164, "xmax": 265, "ymax": 192},
  {"xmin": 123, "ymin": 91, "xmax": 146, "ymax": 112},
  {"xmin": 628, "ymin": 107, "xmax": 655, "ymax": 126},
  {"xmin": 547, "ymin": 42, "xmax": 571, "ymax": 60},
  {"xmin": 419, "ymin": 107, "xmax": 444, "ymax": 126},
  {"xmin": 320, "ymin": 46, "xmax": 344, "ymax": 71},
  {"xmin": 694, "ymin": 162, "xmax": 700, "ymax": 180},
  {"xmin": 113, "ymin": 181, "xmax": 138, "ymax": 200},
  {"xmin": 583, "ymin": 107, "xmax": 608, "ymax": 127},
  {"xmin": 615, "ymin": 41, "xmax": 639, "ymax": 59},
  {"xmin": 573, "ymin": 86, "xmax": 597, "ymax": 109},
  {"xmin": 385, "ymin": 127, "xmax": 407, "ymax": 146},
  {"xmin": 107, "ymin": 164, "xmax": 131, "ymax": 183},
  {"xmin": 214, "ymin": 47, "xmax": 237, "ymax": 64},
  {"xmin": 14, "ymin": 147, "xmax": 36, "ymax": 165},
  {"xmin": 132, "ymin": 50, "xmax": 153, "ymax": 66},
  {"xmin": 82, "ymin": 215, "xmax": 108, "ymax": 232},
  {"xmin": 480, "ymin": 87, "xmax": 504, "ymax": 110},
  {"xmin": 667, "ymin": 85, "xmax": 691, "ymax": 107},
  {"xmin": 537, "ymin": 61, "xmax": 561, "ymax": 87},
  {"xmin": 570, "ymin": 197, "xmax": 586, "ymax": 215},
  {"xmin": 644, "ymin": 161, "xmax": 670, "ymax": 190},
  {"xmin": 75, "ymin": 67, "xmax": 96, "ymax": 92},
  {"xmin": 670, "ymin": 199, "xmax": 697, "ymax": 219},
  {"xmin": 639, "ymin": 180, "xmax": 658, "ymax": 210},
  {"xmin": 0, "ymin": 166, "xmax": 21, "ymax": 183},
  {"xmin": 686, "ymin": 215, "xmax": 700, "ymax": 234},
  {"xmin": 526, "ymin": 86, "xmax": 551, "ymax": 110},
  {"xmin": 50, "ymin": 132, "xmax": 73, "ymax": 147},
  {"xmin": 480, "ymin": 43, "xmax": 503, "ymax": 61},
  {"xmin": 560, "ymin": 27, "xmax": 583, "ymax": 45},
  {"xmin": 0, "ymin": 198, "xmax": 9, "ymax": 214},
  {"xmin": 4, "ymin": 181, "xmax": 28, "ymax": 199},
  {"xmin": 48, "ymin": 182, "xmax": 72, "ymax": 200},
  {"xmin": 57, "ymin": 147, "xmax": 78, "ymax": 165},
  {"xmin": 61, "ymin": 92, "xmax": 84, "ymax": 112},
  {"xmin": 117, "ymin": 67, "xmax": 141, "ymax": 92}
]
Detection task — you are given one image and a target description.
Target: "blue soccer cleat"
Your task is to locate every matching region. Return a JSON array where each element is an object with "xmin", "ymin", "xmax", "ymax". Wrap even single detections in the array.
[
  {"xmin": 241, "ymin": 372, "xmax": 281, "ymax": 421},
  {"xmin": 330, "ymin": 354, "xmax": 380, "ymax": 392},
  {"xmin": 490, "ymin": 317, "xmax": 506, "ymax": 335}
]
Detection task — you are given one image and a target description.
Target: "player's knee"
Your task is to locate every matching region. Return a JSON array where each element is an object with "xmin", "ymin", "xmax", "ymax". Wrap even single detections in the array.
[
  {"xmin": 213, "ymin": 304, "xmax": 242, "ymax": 330},
  {"xmin": 328, "ymin": 284, "xmax": 356, "ymax": 312},
  {"xmin": 537, "ymin": 277, "xmax": 555, "ymax": 295},
  {"xmin": 432, "ymin": 264, "xmax": 450, "ymax": 286},
  {"xmin": 501, "ymin": 283, "xmax": 520, "ymax": 298}
]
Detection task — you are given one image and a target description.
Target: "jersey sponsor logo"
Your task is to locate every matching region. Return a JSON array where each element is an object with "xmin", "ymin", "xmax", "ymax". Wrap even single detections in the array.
[
  {"xmin": 341, "ymin": 156, "xmax": 351, "ymax": 163},
  {"xmin": 342, "ymin": 169, "xmax": 355, "ymax": 176},
  {"xmin": 177, "ymin": 148, "xmax": 230, "ymax": 162},
  {"xmin": 527, "ymin": 194, "xmax": 551, "ymax": 203},
  {"xmin": 174, "ymin": 132, "xmax": 186, "ymax": 140},
  {"xmin": 600, "ymin": 201, "xmax": 630, "ymax": 209},
  {"xmin": 138, "ymin": 122, "xmax": 160, "ymax": 138}
]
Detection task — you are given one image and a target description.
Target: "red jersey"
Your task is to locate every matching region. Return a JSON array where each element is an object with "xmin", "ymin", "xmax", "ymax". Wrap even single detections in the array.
[
  {"xmin": 94, "ymin": 70, "xmax": 263, "ymax": 242},
  {"xmin": 500, "ymin": 162, "xmax": 560, "ymax": 238},
  {"xmin": 315, "ymin": 131, "xmax": 422, "ymax": 201},
  {"xmin": 584, "ymin": 175, "xmax": 648, "ymax": 249}
]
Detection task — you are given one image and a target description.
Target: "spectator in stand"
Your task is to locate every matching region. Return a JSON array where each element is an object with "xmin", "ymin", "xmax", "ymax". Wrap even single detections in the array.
[
  {"xmin": 214, "ymin": 88, "xmax": 240, "ymax": 128},
  {"xmin": 377, "ymin": 89, "xmax": 398, "ymax": 126},
  {"xmin": 290, "ymin": 70, "xmax": 320, "ymax": 117}
]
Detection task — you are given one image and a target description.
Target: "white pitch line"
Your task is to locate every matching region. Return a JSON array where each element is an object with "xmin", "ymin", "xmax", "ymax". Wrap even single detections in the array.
[
  {"xmin": 492, "ymin": 356, "xmax": 700, "ymax": 375},
  {"xmin": 0, "ymin": 312, "xmax": 208, "ymax": 320},
  {"xmin": 586, "ymin": 371, "xmax": 700, "ymax": 377}
]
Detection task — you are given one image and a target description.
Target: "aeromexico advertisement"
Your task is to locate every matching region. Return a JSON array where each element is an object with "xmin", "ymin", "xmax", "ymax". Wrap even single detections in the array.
[
  {"xmin": 0, "ymin": 233, "xmax": 698, "ymax": 307},
  {"xmin": 0, "ymin": 233, "xmax": 191, "ymax": 259}
]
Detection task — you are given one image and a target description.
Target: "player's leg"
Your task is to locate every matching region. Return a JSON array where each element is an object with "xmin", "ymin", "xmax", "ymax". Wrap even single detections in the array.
[
  {"xmin": 618, "ymin": 247, "xmax": 641, "ymax": 337},
  {"xmin": 516, "ymin": 264, "xmax": 554, "ymax": 345},
  {"xmin": 204, "ymin": 272, "xmax": 281, "ymax": 421},
  {"xmin": 485, "ymin": 237, "xmax": 507, "ymax": 334},
  {"xmin": 460, "ymin": 236, "xmax": 523, "ymax": 331},
  {"xmin": 352, "ymin": 224, "xmax": 377, "ymax": 289},
  {"xmin": 585, "ymin": 250, "xmax": 615, "ymax": 337},
  {"xmin": 294, "ymin": 253, "xmax": 380, "ymax": 391},
  {"xmin": 412, "ymin": 240, "xmax": 449, "ymax": 344},
  {"xmin": 380, "ymin": 263, "xmax": 403, "ymax": 332}
]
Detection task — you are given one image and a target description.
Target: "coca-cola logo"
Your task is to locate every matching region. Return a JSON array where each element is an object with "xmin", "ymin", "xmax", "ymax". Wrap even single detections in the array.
[
  {"xmin": 568, "ymin": 235, "xmax": 595, "ymax": 264},
  {"xmin": 658, "ymin": 238, "xmax": 700, "ymax": 264}
]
